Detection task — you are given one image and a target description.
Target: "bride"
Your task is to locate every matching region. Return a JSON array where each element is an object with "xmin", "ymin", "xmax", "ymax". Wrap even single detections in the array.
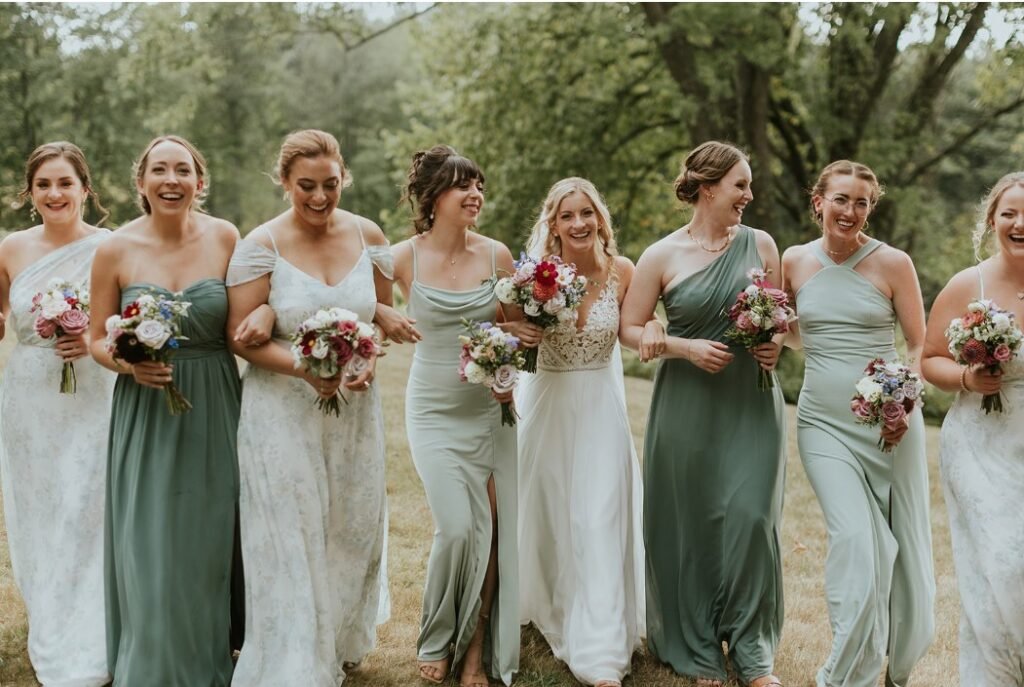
[
  {"xmin": 922, "ymin": 171, "xmax": 1024, "ymax": 686},
  {"xmin": 516, "ymin": 177, "xmax": 659, "ymax": 687}
]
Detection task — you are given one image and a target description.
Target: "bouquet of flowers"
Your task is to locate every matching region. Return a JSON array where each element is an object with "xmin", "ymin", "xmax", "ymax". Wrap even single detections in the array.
[
  {"xmin": 458, "ymin": 319, "xmax": 526, "ymax": 426},
  {"xmin": 850, "ymin": 358, "xmax": 924, "ymax": 453},
  {"xmin": 722, "ymin": 268, "xmax": 795, "ymax": 390},
  {"xmin": 290, "ymin": 307, "xmax": 380, "ymax": 416},
  {"xmin": 494, "ymin": 254, "xmax": 588, "ymax": 373},
  {"xmin": 104, "ymin": 293, "xmax": 192, "ymax": 414},
  {"xmin": 945, "ymin": 299, "xmax": 1023, "ymax": 414},
  {"xmin": 30, "ymin": 278, "xmax": 90, "ymax": 394}
]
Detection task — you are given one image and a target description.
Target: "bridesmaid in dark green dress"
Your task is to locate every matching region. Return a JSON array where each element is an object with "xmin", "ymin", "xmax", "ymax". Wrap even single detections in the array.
[
  {"xmin": 89, "ymin": 136, "xmax": 268, "ymax": 686},
  {"xmin": 620, "ymin": 142, "xmax": 786, "ymax": 687}
]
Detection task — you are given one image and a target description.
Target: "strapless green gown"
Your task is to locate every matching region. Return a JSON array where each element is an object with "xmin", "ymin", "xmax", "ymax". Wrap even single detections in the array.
[
  {"xmin": 644, "ymin": 226, "xmax": 785, "ymax": 684},
  {"xmin": 795, "ymin": 239, "xmax": 934, "ymax": 687},
  {"xmin": 105, "ymin": 279, "xmax": 242, "ymax": 687}
]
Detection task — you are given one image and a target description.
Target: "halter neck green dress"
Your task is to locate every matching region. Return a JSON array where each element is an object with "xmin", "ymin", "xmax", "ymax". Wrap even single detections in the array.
[
  {"xmin": 105, "ymin": 279, "xmax": 242, "ymax": 687},
  {"xmin": 644, "ymin": 226, "xmax": 785, "ymax": 684},
  {"xmin": 795, "ymin": 238, "xmax": 934, "ymax": 687},
  {"xmin": 405, "ymin": 240, "xmax": 519, "ymax": 684}
]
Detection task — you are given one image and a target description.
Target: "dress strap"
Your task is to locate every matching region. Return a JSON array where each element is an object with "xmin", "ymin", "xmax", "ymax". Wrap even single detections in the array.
[
  {"xmin": 410, "ymin": 238, "xmax": 419, "ymax": 282},
  {"xmin": 355, "ymin": 217, "xmax": 368, "ymax": 250},
  {"xmin": 808, "ymin": 239, "xmax": 832, "ymax": 267},
  {"xmin": 977, "ymin": 265, "xmax": 985, "ymax": 299},
  {"xmin": 490, "ymin": 240, "xmax": 497, "ymax": 277},
  {"xmin": 844, "ymin": 238, "xmax": 882, "ymax": 269},
  {"xmin": 266, "ymin": 228, "xmax": 280, "ymax": 255}
]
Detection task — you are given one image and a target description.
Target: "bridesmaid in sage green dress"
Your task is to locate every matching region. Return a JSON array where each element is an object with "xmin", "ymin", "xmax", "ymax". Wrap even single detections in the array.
[
  {"xmin": 781, "ymin": 160, "xmax": 934, "ymax": 687},
  {"xmin": 620, "ymin": 142, "xmax": 785, "ymax": 687},
  {"xmin": 90, "ymin": 135, "xmax": 268, "ymax": 686},
  {"xmin": 390, "ymin": 145, "xmax": 542, "ymax": 687}
]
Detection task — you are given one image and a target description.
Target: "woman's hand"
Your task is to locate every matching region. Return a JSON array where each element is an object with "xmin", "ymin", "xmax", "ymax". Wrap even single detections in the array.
[
  {"xmin": 343, "ymin": 354, "xmax": 377, "ymax": 392},
  {"xmin": 55, "ymin": 333, "xmax": 89, "ymax": 361},
  {"xmin": 687, "ymin": 339, "xmax": 734, "ymax": 374},
  {"xmin": 964, "ymin": 364, "xmax": 1003, "ymax": 395},
  {"xmin": 750, "ymin": 341, "xmax": 781, "ymax": 371},
  {"xmin": 132, "ymin": 360, "xmax": 174, "ymax": 389},
  {"xmin": 234, "ymin": 304, "xmax": 275, "ymax": 347},
  {"xmin": 375, "ymin": 303, "xmax": 421, "ymax": 344},
  {"xmin": 301, "ymin": 369, "xmax": 343, "ymax": 400},
  {"xmin": 500, "ymin": 320, "xmax": 544, "ymax": 348},
  {"xmin": 638, "ymin": 319, "xmax": 666, "ymax": 362},
  {"xmin": 880, "ymin": 416, "xmax": 910, "ymax": 447}
]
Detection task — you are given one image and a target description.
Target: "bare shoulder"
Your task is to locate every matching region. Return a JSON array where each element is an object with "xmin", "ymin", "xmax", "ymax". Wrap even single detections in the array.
[
  {"xmin": 935, "ymin": 264, "xmax": 981, "ymax": 305},
  {"xmin": 751, "ymin": 227, "xmax": 779, "ymax": 252},
  {"xmin": 612, "ymin": 254, "xmax": 635, "ymax": 278},
  {"xmin": 485, "ymin": 235, "xmax": 515, "ymax": 263},
  {"xmin": 349, "ymin": 213, "xmax": 388, "ymax": 247},
  {"xmin": 0, "ymin": 226, "xmax": 39, "ymax": 255},
  {"xmin": 199, "ymin": 214, "xmax": 240, "ymax": 247},
  {"xmin": 874, "ymin": 242, "xmax": 915, "ymax": 272},
  {"xmin": 636, "ymin": 231, "xmax": 681, "ymax": 270}
]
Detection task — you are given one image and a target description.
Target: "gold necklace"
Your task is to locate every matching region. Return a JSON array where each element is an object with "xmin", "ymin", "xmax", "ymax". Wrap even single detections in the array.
[
  {"xmin": 822, "ymin": 237, "xmax": 864, "ymax": 261},
  {"xmin": 687, "ymin": 226, "xmax": 733, "ymax": 253}
]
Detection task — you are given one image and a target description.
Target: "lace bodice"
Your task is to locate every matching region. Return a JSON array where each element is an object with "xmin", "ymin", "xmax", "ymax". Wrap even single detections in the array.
[{"xmin": 537, "ymin": 281, "xmax": 619, "ymax": 372}]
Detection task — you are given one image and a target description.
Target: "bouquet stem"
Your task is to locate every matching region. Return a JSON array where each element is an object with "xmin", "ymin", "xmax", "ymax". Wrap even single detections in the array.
[
  {"xmin": 522, "ymin": 347, "xmax": 538, "ymax": 374},
  {"xmin": 316, "ymin": 391, "xmax": 348, "ymax": 417},
  {"xmin": 877, "ymin": 437, "xmax": 895, "ymax": 453},
  {"xmin": 500, "ymin": 400, "xmax": 518, "ymax": 427},
  {"xmin": 163, "ymin": 382, "xmax": 193, "ymax": 415},
  {"xmin": 981, "ymin": 392, "xmax": 1004, "ymax": 414},
  {"xmin": 59, "ymin": 361, "xmax": 77, "ymax": 394},
  {"xmin": 757, "ymin": 367, "xmax": 774, "ymax": 391}
]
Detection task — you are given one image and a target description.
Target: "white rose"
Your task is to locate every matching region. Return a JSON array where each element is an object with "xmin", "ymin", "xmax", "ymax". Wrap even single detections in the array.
[
  {"xmin": 967, "ymin": 300, "xmax": 986, "ymax": 313},
  {"xmin": 855, "ymin": 377, "xmax": 884, "ymax": 401},
  {"xmin": 748, "ymin": 311, "xmax": 763, "ymax": 328},
  {"xmin": 356, "ymin": 322, "xmax": 375, "ymax": 339},
  {"xmin": 494, "ymin": 278, "xmax": 517, "ymax": 304},
  {"xmin": 105, "ymin": 315, "xmax": 123, "ymax": 333},
  {"xmin": 883, "ymin": 362, "xmax": 903, "ymax": 376},
  {"xmin": 992, "ymin": 313, "xmax": 1011, "ymax": 332},
  {"xmin": 135, "ymin": 319, "xmax": 171, "ymax": 349},
  {"xmin": 491, "ymin": 364, "xmax": 519, "ymax": 393},
  {"xmin": 555, "ymin": 267, "xmax": 576, "ymax": 286},
  {"xmin": 311, "ymin": 339, "xmax": 330, "ymax": 359},
  {"xmin": 744, "ymin": 284, "xmax": 760, "ymax": 297},
  {"xmin": 40, "ymin": 292, "xmax": 71, "ymax": 319},
  {"xmin": 464, "ymin": 361, "xmax": 488, "ymax": 385},
  {"xmin": 329, "ymin": 307, "xmax": 358, "ymax": 322},
  {"xmin": 543, "ymin": 293, "xmax": 566, "ymax": 314},
  {"xmin": 516, "ymin": 262, "xmax": 536, "ymax": 280},
  {"xmin": 135, "ymin": 294, "xmax": 156, "ymax": 308},
  {"xmin": 525, "ymin": 301, "xmax": 541, "ymax": 317},
  {"xmin": 314, "ymin": 310, "xmax": 334, "ymax": 327}
]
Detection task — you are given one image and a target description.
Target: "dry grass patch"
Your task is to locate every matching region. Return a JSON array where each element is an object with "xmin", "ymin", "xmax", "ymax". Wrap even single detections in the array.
[{"xmin": 0, "ymin": 342, "xmax": 956, "ymax": 686}]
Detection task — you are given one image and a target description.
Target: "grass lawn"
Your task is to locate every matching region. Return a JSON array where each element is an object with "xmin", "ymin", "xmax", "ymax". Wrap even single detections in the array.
[{"xmin": 0, "ymin": 341, "xmax": 956, "ymax": 686}]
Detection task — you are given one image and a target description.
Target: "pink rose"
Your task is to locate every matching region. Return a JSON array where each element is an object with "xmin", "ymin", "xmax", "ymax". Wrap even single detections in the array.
[
  {"xmin": 736, "ymin": 312, "xmax": 754, "ymax": 332},
  {"xmin": 333, "ymin": 336, "xmax": 354, "ymax": 365},
  {"xmin": 34, "ymin": 316, "xmax": 57, "ymax": 339},
  {"xmin": 766, "ymin": 288, "xmax": 788, "ymax": 304},
  {"xmin": 850, "ymin": 398, "xmax": 873, "ymax": 420},
  {"xmin": 337, "ymin": 320, "xmax": 357, "ymax": 335},
  {"xmin": 993, "ymin": 343, "xmax": 1012, "ymax": 362},
  {"xmin": 356, "ymin": 336, "xmax": 376, "ymax": 359},
  {"xmin": 881, "ymin": 401, "xmax": 907, "ymax": 429},
  {"xmin": 57, "ymin": 308, "xmax": 90, "ymax": 336}
]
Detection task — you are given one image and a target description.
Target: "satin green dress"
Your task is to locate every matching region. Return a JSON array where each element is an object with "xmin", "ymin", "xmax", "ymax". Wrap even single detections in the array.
[
  {"xmin": 405, "ymin": 241, "xmax": 519, "ymax": 685},
  {"xmin": 105, "ymin": 279, "xmax": 242, "ymax": 687},
  {"xmin": 796, "ymin": 239, "xmax": 934, "ymax": 687},
  {"xmin": 644, "ymin": 226, "xmax": 786, "ymax": 684}
]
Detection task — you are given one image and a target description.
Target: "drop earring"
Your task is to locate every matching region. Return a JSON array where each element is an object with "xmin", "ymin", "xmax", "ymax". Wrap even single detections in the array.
[{"xmin": 29, "ymin": 205, "xmax": 38, "ymax": 223}]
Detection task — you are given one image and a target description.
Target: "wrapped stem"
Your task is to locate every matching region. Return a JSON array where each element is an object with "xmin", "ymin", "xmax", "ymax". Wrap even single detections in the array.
[
  {"xmin": 59, "ymin": 361, "xmax": 77, "ymax": 394},
  {"xmin": 163, "ymin": 382, "xmax": 193, "ymax": 415}
]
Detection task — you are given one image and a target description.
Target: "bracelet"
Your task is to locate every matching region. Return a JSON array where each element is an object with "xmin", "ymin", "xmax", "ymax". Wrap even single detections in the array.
[
  {"xmin": 686, "ymin": 339, "xmax": 692, "ymax": 362},
  {"xmin": 959, "ymin": 366, "xmax": 970, "ymax": 393}
]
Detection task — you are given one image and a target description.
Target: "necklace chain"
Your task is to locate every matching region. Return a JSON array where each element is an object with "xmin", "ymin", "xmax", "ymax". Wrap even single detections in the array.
[
  {"xmin": 822, "ymin": 236, "xmax": 865, "ymax": 261},
  {"xmin": 687, "ymin": 226, "xmax": 733, "ymax": 253}
]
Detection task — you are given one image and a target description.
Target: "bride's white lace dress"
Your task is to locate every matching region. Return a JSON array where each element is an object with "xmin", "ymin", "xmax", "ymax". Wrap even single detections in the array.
[
  {"xmin": 939, "ymin": 288, "xmax": 1024, "ymax": 685},
  {"xmin": 516, "ymin": 279, "xmax": 645, "ymax": 686}
]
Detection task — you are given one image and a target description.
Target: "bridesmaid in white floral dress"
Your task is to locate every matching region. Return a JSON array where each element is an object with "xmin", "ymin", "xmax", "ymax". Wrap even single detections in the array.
[
  {"xmin": 0, "ymin": 142, "xmax": 113, "ymax": 686},
  {"xmin": 517, "ymin": 178, "xmax": 657, "ymax": 687},
  {"xmin": 923, "ymin": 171, "xmax": 1024, "ymax": 687},
  {"xmin": 226, "ymin": 130, "xmax": 391, "ymax": 686}
]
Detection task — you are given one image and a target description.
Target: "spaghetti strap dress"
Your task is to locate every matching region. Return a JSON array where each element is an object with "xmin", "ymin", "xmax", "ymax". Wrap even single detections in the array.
[{"xmin": 405, "ymin": 239, "xmax": 519, "ymax": 685}]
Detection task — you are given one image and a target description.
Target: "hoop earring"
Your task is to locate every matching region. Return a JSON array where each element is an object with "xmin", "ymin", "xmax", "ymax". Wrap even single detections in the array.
[{"xmin": 863, "ymin": 220, "xmax": 870, "ymax": 231}]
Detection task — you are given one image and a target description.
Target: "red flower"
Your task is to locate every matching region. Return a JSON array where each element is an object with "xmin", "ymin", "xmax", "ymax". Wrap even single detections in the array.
[
  {"xmin": 961, "ymin": 338, "xmax": 988, "ymax": 365},
  {"xmin": 534, "ymin": 261, "xmax": 558, "ymax": 288},
  {"xmin": 122, "ymin": 301, "xmax": 141, "ymax": 319},
  {"xmin": 533, "ymin": 280, "xmax": 558, "ymax": 302},
  {"xmin": 333, "ymin": 336, "xmax": 354, "ymax": 365}
]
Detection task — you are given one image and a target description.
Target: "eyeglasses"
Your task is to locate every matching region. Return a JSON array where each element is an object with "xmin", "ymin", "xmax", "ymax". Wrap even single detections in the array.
[{"xmin": 823, "ymin": 195, "xmax": 872, "ymax": 215}]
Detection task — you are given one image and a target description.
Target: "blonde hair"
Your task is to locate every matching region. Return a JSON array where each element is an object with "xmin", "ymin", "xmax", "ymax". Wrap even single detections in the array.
[
  {"xmin": 274, "ymin": 129, "xmax": 352, "ymax": 188},
  {"xmin": 809, "ymin": 160, "xmax": 885, "ymax": 225},
  {"xmin": 673, "ymin": 141, "xmax": 748, "ymax": 205},
  {"xmin": 973, "ymin": 171, "xmax": 1024, "ymax": 261},
  {"xmin": 527, "ymin": 177, "xmax": 617, "ymax": 271},
  {"xmin": 133, "ymin": 135, "xmax": 209, "ymax": 214}
]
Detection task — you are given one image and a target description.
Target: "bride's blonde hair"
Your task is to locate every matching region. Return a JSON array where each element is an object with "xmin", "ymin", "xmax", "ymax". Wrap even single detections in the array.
[{"xmin": 526, "ymin": 177, "xmax": 617, "ymax": 271}]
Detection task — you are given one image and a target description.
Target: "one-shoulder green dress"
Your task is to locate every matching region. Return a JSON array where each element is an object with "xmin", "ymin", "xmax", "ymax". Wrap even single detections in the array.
[
  {"xmin": 644, "ymin": 226, "xmax": 786, "ymax": 684},
  {"xmin": 105, "ymin": 279, "xmax": 242, "ymax": 687},
  {"xmin": 795, "ymin": 239, "xmax": 934, "ymax": 687}
]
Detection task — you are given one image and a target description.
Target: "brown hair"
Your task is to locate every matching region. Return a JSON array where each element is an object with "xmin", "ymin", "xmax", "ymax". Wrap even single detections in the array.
[
  {"xmin": 809, "ymin": 160, "xmax": 885, "ymax": 224},
  {"xmin": 973, "ymin": 171, "xmax": 1024, "ymax": 260},
  {"xmin": 527, "ymin": 177, "xmax": 617, "ymax": 271},
  {"xmin": 400, "ymin": 144, "xmax": 485, "ymax": 234},
  {"xmin": 15, "ymin": 141, "xmax": 109, "ymax": 225},
  {"xmin": 274, "ymin": 129, "xmax": 352, "ymax": 188},
  {"xmin": 673, "ymin": 141, "xmax": 749, "ymax": 205},
  {"xmin": 133, "ymin": 135, "xmax": 209, "ymax": 214}
]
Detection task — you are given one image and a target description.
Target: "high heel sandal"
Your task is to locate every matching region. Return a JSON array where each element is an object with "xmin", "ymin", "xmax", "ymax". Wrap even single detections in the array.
[
  {"xmin": 418, "ymin": 654, "xmax": 450, "ymax": 684},
  {"xmin": 458, "ymin": 612, "xmax": 491, "ymax": 687}
]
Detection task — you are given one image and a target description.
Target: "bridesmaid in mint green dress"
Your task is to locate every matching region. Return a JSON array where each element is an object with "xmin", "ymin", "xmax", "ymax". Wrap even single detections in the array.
[
  {"xmin": 89, "ymin": 136, "xmax": 265, "ymax": 686},
  {"xmin": 782, "ymin": 161, "xmax": 934, "ymax": 687},
  {"xmin": 390, "ymin": 146, "xmax": 542, "ymax": 687},
  {"xmin": 621, "ymin": 142, "xmax": 785, "ymax": 687}
]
